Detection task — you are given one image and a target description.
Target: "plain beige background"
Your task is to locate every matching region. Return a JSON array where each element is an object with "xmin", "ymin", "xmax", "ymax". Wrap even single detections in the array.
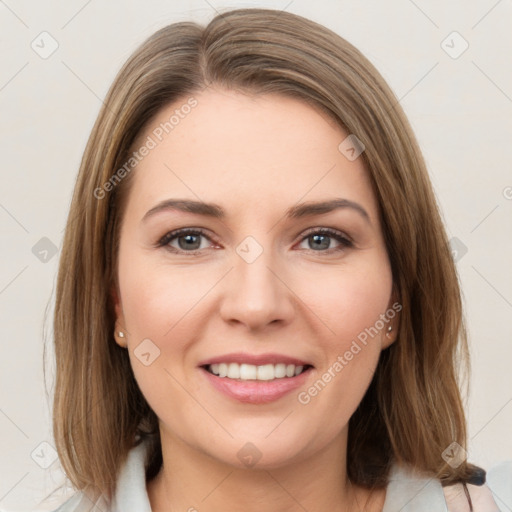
[{"xmin": 0, "ymin": 0, "xmax": 511, "ymax": 509}]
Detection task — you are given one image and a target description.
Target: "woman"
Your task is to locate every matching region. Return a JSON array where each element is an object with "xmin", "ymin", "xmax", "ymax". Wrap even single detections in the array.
[{"xmin": 49, "ymin": 7, "xmax": 510, "ymax": 511}]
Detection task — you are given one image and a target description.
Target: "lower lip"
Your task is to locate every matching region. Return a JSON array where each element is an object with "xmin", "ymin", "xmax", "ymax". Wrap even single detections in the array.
[{"xmin": 200, "ymin": 367, "xmax": 312, "ymax": 404}]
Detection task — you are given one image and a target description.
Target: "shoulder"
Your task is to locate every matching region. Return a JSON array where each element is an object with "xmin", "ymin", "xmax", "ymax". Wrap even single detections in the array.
[
  {"xmin": 50, "ymin": 494, "xmax": 82, "ymax": 511},
  {"xmin": 47, "ymin": 439, "xmax": 152, "ymax": 512},
  {"xmin": 384, "ymin": 460, "xmax": 511, "ymax": 512},
  {"xmin": 48, "ymin": 492, "xmax": 109, "ymax": 512},
  {"xmin": 442, "ymin": 461, "xmax": 512, "ymax": 512},
  {"xmin": 443, "ymin": 483, "xmax": 497, "ymax": 511}
]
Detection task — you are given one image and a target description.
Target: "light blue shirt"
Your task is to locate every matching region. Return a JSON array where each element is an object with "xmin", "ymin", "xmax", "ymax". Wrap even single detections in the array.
[{"xmin": 53, "ymin": 440, "xmax": 512, "ymax": 511}]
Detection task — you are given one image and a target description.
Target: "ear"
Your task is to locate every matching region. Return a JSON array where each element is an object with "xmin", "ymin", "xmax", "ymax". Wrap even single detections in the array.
[
  {"xmin": 111, "ymin": 284, "xmax": 127, "ymax": 348},
  {"xmin": 382, "ymin": 286, "xmax": 401, "ymax": 350}
]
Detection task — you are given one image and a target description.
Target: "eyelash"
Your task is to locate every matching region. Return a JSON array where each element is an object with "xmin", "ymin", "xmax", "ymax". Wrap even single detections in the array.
[{"xmin": 157, "ymin": 227, "xmax": 354, "ymax": 255}]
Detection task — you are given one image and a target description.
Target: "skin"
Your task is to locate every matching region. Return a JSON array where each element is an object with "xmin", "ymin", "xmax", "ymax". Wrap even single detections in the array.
[{"xmin": 112, "ymin": 87, "xmax": 400, "ymax": 511}]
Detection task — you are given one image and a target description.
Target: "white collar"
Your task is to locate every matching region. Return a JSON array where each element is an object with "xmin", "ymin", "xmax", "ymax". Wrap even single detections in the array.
[
  {"xmin": 111, "ymin": 440, "xmax": 152, "ymax": 511},
  {"xmin": 56, "ymin": 438, "xmax": 508, "ymax": 511},
  {"xmin": 107, "ymin": 438, "xmax": 449, "ymax": 512}
]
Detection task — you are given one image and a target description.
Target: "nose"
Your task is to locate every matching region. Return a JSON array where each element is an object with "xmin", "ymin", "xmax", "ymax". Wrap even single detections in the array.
[{"xmin": 219, "ymin": 248, "xmax": 295, "ymax": 331}]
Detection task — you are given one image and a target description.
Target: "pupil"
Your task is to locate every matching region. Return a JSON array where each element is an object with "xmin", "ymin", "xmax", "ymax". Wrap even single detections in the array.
[
  {"xmin": 176, "ymin": 234, "xmax": 333, "ymax": 251},
  {"xmin": 310, "ymin": 234, "xmax": 330, "ymax": 250},
  {"xmin": 179, "ymin": 234, "xmax": 200, "ymax": 250}
]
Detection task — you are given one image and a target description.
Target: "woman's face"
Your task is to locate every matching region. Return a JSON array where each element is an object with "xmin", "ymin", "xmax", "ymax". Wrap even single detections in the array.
[{"xmin": 113, "ymin": 87, "xmax": 398, "ymax": 469}]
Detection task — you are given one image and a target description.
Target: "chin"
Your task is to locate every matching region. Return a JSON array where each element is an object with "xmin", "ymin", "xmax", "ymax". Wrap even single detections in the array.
[{"xmin": 197, "ymin": 426, "xmax": 319, "ymax": 471}]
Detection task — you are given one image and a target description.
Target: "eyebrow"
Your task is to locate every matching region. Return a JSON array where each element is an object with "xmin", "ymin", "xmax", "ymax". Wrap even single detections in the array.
[{"xmin": 141, "ymin": 198, "xmax": 371, "ymax": 224}]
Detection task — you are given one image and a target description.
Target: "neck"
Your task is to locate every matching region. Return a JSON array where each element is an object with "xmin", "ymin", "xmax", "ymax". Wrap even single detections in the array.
[{"xmin": 147, "ymin": 426, "xmax": 382, "ymax": 512}]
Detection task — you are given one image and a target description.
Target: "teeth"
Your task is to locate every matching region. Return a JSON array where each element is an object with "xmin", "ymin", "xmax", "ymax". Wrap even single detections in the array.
[
  {"xmin": 218, "ymin": 363, "xmax": 228, "ymax": 377},
  {"xmin": 207, "ymin": 362, "xmax": 307, "ymax": 380},
  {"xmin": 240, "ymin": 363, "xmax": 257, "ymax": 380},
  {"xmin": 227, "ymin": 362, "xmax": 239, "ymax": 379},
  {"xmin": 257, "ymin": 364, "xmax": 274, "ymax": 381},
  {"xmin": 274, "ymin": 363, "xmax": 286, "ymax": 378}
]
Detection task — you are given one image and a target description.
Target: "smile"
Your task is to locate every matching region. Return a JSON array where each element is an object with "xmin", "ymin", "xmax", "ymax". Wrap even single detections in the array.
[
  {"xmin": 205, "ymin": 362, "xmax": 310, "ymax": 381},
  {"xmin": 199, "ymin": 354, "xmax": 314, "ymax": 404}
]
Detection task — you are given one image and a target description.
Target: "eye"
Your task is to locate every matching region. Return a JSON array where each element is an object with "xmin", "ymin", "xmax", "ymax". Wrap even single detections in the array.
[
  {"xmin": 157, "ymin": 227, "xmax": 352, "ymax": 254},
  {"xmin": 158, "ymin": 228, "xmax": 216, "ymax": 253},
  {"xmin": 297, "ymin": 228, "xmax": 353, "ymax": 252}
]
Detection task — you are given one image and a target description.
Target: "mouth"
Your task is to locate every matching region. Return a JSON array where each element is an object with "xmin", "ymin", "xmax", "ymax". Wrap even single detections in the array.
[
  {"xmin": 198, "ymin": 354, "xmax": 314, "ymax": 404},
  {"xmin": 202, "ymin": 362, "xmax": 313, "ymax": 381}
]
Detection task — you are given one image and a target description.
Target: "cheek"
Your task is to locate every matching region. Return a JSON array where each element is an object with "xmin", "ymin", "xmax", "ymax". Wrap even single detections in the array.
[
  {"xmin": 119, "ymin": 269, "xmax": 197, "ymax": 420},
  {"xmin": 292, "ymin": 259, "xmax": 392, "ymax": 416},
  {"xmin": 118, "ymin": 250, "xmax": 215, "ymax": 341},
  {"xmin": 117, "ymin": 254, "xmax": 220, "ymax": 397},
  {"xmin": 296, "ymin": 261, "xmax": 392, "ymax": 348}
]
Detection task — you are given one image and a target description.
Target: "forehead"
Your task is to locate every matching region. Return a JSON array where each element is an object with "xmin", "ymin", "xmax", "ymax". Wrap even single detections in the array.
[{"xmin": 125, "ymin": 87, "xmax": 378, "ymax": 222}]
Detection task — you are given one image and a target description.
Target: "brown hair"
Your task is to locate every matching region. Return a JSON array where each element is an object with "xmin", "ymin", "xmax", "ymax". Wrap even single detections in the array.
[{"xmin": 50, "ymin": 7, "xmax": 481, "ymax": 504}]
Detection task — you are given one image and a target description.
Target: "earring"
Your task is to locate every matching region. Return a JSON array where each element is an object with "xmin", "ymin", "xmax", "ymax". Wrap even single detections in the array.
[
  {"xmin": 118, "ymin": 331, "xmax": 125, "ymax": 338},
  {"xmin": 386, "ymin": 326, "xmax": 393, "ymax": 337}
]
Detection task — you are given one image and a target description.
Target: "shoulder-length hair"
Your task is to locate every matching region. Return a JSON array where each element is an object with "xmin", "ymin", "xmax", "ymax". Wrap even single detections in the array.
[{"xmin": 50, "ymin": 7, "xmax": 480, "ymax": 503}]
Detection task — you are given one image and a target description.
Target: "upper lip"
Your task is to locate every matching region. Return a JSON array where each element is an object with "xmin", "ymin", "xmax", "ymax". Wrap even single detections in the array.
[{"xmin": 198, "ymin": 352, "xmax": 313, "ymax": 367}]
